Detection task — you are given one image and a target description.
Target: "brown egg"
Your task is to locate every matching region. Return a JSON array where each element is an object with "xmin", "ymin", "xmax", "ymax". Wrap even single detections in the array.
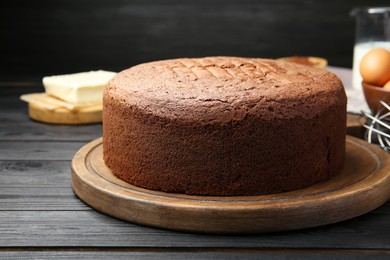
[
  {"xmin": 360, "ymin": 48, "xmax": 390, "ymax": 86},
  {"xmin": 383, "ymin": 80, "xmax": 390, "ymax": 89}
]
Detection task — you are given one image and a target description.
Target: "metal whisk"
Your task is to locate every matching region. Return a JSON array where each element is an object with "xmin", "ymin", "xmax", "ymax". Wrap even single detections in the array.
[{"xmin": 362, "ymin": 101, "xmax": 390, "ymax": 152}]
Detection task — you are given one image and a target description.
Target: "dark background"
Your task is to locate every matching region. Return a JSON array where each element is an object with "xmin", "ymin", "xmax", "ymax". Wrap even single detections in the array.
[{"xmin": 1, "ymin": 0, "xmax": 389, "ymax": 82}]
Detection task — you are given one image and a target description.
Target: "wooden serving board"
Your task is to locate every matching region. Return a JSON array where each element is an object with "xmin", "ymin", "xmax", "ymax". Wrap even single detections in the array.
[
  {"xmin": 71, "ymin": 136, "xmax": 390, "ymax": 234},
  {"xmin": 21, "ymin": 93, "xmax": 102, "ymax": 125}
]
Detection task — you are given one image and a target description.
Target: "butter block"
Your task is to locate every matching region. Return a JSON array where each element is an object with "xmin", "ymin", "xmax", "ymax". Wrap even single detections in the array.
[{"xmin": 43, "ymin": 70, "xmax": 116, "ymax": 105}]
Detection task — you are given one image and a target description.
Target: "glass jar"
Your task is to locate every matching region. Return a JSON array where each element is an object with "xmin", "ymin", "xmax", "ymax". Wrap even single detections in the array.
[{"xmin": 351, "ymin": 7, "xmax": 390, "ymax": 90}]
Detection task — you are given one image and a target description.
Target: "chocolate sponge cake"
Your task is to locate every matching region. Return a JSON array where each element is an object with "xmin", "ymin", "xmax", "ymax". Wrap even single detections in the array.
[{"xmin": 102, "ymin": 57, "xmax": 347, "ymax": 196}]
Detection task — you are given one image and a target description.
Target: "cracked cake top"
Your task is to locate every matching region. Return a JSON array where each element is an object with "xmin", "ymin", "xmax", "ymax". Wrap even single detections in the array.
[{"xmin": 104, "ymin": 56, "xmax": 346, "ymax": 123}]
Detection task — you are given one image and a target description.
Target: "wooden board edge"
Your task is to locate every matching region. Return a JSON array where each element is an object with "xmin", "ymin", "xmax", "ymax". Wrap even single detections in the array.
[{"xmin": 70, "ymin": 136, "xmax": 390, "ymax": 234}]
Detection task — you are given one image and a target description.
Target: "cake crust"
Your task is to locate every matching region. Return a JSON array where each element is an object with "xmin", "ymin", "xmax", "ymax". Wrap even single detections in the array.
[{"xmin": 103, "ymin": 57, "xmax": 347, "ymax": 196}]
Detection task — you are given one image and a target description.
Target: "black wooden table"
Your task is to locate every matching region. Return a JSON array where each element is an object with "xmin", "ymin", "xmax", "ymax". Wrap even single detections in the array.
[{"xmin": 1, "ymin": 68, "xmax": 390, "ymax": 259}]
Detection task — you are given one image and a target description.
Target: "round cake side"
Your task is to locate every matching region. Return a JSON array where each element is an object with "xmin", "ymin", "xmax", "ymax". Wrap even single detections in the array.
[{"xmin": 102, "ymin": 57, "xmax": 347, "ymax": 196}]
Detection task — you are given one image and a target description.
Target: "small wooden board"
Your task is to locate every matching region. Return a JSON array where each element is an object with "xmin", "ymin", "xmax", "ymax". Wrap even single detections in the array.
[
  {"xmin": 21, "ymin": 93, "xmax": 102, "ymax": 125},
  {"xmin": 71, "ymin": 136, "xmax": 390, "ymax": 234}
]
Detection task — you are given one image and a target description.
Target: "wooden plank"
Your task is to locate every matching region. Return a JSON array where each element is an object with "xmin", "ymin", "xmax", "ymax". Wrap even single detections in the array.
[
  {"xmin": 0, "ymin": 109, "xmax": 31, "ymax": 123},
  {"xmin": 0, "ymin": 187, "xmax": 87, "ymax": 211},
  {"xmin": 1, "ymin": 158, "xmax": 389, "ymax": 241},
  {"xmin": 0, "ymin": 123, "xmax": 101, "ymax": 141},
  {"xmin": 0, "ymin": 156, "xmax": 84, "ymax": 211},
  {"xmin": 0, "ymin": 188, "xmax": 87, "ymax": 210},
  {"xmin": 0, "ymin": 161, "xmax": 71, "ymax": 188},
  {"xmin": 0, "ymin": 142, "xmax": 86, "ymax": 160},
  {"xmin": 0, "ymin": 207, "xmax": 389, "ymax": 248},
  {"xmin": 0, "ymin": 251, "xmax": 389, "ymax": 260},
  {"xmin": 0, "ymin": 161, "xmax": 87, "ymax": 210},
  {"xmin": 0, "ymin": 252, "xmax": 263, "ymax": 260}
]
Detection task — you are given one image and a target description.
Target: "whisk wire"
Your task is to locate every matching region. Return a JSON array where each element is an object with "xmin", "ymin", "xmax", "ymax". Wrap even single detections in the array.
[{"xmin": 362, "ymin": 101, "xmax": 390, "ymax": 152}]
